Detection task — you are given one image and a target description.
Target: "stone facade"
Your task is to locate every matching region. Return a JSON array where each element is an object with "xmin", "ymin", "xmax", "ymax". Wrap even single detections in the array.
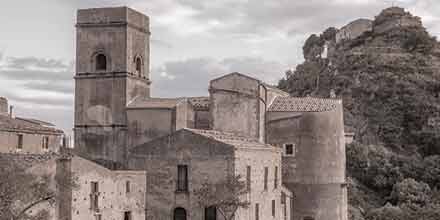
[
  {"xmin": 3, "ymin": 153, "xmax": 147, "ymax": 220},
  {"xmin": 74, "ymin": 6, "xmax": 151, "ymax": 168},
  {"xmin": 129, "ymin": 129, "xmax": 283, "ymax": 220},
  {"xmin": 0, "ymin": 97, "xmax": 65, "ymax": 154}
]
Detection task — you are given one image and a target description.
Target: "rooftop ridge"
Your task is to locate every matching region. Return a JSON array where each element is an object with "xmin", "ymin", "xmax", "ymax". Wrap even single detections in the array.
[{"xmin": 268, "ymin": 96, "xmax": 340, "ymax": 112}]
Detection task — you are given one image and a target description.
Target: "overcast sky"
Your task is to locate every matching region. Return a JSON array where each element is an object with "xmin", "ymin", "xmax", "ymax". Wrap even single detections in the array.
[{"xmin": 0, "ymin": 0, "xmax": 439, "ymax": 135}]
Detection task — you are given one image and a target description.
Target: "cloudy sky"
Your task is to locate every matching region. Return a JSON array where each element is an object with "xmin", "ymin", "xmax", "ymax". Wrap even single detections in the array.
[{"xmin": 0, "ymin": 0, "xmax": 439, "ymax": 135}]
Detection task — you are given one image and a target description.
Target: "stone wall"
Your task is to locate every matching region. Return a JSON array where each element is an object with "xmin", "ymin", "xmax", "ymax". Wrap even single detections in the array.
[
  {"xmin": 234, "ymin": 146, "xmax": 284, "ymax": 220},
  {"xmin": 210, "ymin": 73, "xmax": 266, "ymax": 141},
  {"xmin": 0, "ymin": 131, "xmax": 62, "ymax": 154},
  {"xmin": 128, "ymin": 130, "xmax": 235, "ymax": 220},
  {"xmin": 69, "ymin": 156, "xmax": 146, "ymax": 220},
  {"xmin": 25, "ymin": 155, "xmax": 147, "ymax": 220},
  {"xmin": 336, "ymin": 19, "xmax": 373, "ymax": 43}
]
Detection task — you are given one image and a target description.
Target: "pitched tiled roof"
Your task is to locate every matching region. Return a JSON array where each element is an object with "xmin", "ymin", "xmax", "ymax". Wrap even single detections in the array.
[
  {"xmin": 127, "ymin": 97, "xmax": 185, "ymax": 109},
  {"xmin": 188, "ymin": 96, "xmax": 210, "ymax": 110},
  {"xmin": 185, "ymin": 128, "xmax": 272, "ymax": 148},
  {"xmin": 0, "ymin": 115, "xmax": 64, "ymax": 134},
  {"xmin": 268, "ymin": 96, "xmax": 339, "ymax": 112}
]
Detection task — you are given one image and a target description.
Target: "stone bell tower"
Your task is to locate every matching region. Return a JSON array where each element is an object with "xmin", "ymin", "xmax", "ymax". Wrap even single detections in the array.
[{"xmin": 74, "ymin": 7, "xmax": 151, "ymax": 168}]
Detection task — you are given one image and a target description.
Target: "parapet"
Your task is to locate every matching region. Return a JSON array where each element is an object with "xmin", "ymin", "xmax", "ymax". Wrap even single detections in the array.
[{"xmin": 77, "ymin": 6, "xmax": 149, "ymax": 32}]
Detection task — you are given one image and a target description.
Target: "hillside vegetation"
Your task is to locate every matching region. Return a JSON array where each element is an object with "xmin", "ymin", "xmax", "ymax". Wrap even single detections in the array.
[{"xmin": 278, "ymin": 7, "xmax": 440, "ymax": 220}]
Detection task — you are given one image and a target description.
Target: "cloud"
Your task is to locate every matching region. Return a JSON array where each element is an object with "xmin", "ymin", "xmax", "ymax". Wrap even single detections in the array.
[{"xmin": 151, "ymin": 56, "xmax": 287, "ymax": 97}]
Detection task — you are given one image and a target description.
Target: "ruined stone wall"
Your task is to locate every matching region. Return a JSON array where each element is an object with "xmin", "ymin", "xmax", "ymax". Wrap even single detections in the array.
[
  {"xmin": 0, "ymin": 131, "xmax": 62, "ymax": 154},
  {"xmin": 336, "ymin": 19, "xmax": 373, "ymax": 43},
  {"xmin": 69, "ymin": 156, "xmax": 146, "ymax": 220},
  {"xmin": 128, "ymin": 130, "xmax": 235, "ymax": 220},
  {"xmin": 234, "ymin": 146, "xmax": 284, "ymax": 220}
]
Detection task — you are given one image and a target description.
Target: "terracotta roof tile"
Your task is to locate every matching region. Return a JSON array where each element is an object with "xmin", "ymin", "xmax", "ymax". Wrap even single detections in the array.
[
  {"xmin": 188, "ymin": 97, "xmax": 210, "ymax": 110},
  {"xmin": 185, "ymin": 128, "xmax": 272, "ymax": 148},
  {"xmin": 268, "ymin": 96, "xmax": 339, "ymax": 112}
]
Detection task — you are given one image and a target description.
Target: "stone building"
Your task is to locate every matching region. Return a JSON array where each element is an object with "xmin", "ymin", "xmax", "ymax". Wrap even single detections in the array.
[
  {"xmin": 71, "ymin": 6, "xmax": 349, "ymax": 220},
  {"xmin": 0, "ymin": 153, "xmax": 147, "ymax": 220},
  {"xmin": 0, "ymin": 97, "xmax": 65, "ymax": 154}
]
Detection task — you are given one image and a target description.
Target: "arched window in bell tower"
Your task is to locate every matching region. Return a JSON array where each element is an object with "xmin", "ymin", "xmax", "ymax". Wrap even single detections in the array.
[
  {"xmin": 135, "ymin": 57, "xmax": 143, "ymax": 77},
  {"xmin": 95, "ymin": 54, "xmax": 107, "ymax": 71}
]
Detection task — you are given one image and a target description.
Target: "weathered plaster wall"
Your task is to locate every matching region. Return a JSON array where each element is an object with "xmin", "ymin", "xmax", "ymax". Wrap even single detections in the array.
[
  {"xmin": 293, "ymin": 101, "xmax": 347, "ymax": 220},
  {"xmin": 128, "ymin": 130, "xmax": 235, "ymax": 220},
  {"xmin": 210, "ymin": 73, "xmax": 266, "ymax": 141},
  {"xmin": 126, "ymin": 108, "xmax": 173, "ymax": 148},
  {"xmin": 0, "ymin": 131, "xmax": 62, "ymax": 154},
  {"xmin": 194, "ymin": 110, "xmax": 210, "ymax": 129},
  {"xmin": 74, "ymin": 127, "xmax": 127, "ymax": 169}
]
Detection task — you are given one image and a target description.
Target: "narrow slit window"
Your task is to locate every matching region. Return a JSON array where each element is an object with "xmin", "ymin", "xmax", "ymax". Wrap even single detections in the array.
[
  {"xmin": 136, "ymin": 57, "xmax": 142, "ymax": 76},
  {"xmin": 177, "ymin": 165, "xmax": 188, "ymax": 191},
  {"xmin": 17, "ymin": 134, "xmax": 23, "ymax": 150}
]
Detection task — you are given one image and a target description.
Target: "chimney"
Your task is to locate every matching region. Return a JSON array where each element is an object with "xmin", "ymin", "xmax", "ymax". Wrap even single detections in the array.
[
  {"xmin": 9, "ymin": 105, "xmax": 14, "ymax": 118},
  {"xmin": 0, "ymin": 97, "xmax": 8, "ymax": 115}
]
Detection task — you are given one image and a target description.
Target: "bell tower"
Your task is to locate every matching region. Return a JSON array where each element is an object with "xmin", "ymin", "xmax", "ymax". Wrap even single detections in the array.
[{"xmin": 74, "ymin": 7, "xmax": 151, "ymax": 168}]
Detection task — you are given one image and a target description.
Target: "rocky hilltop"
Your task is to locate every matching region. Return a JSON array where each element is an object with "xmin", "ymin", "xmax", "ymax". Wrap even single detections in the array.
[{"xmin": 279, "ymin": 7, "xmax": 440, "ymax": 220}]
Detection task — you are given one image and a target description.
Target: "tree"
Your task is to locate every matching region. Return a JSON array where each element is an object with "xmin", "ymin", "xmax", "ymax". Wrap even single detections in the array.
[
  {"xmin": 389, "ymin": 178, "xmax": 431, "ymax": 209},
  {"xmin": 0, "ymin": 155, "xmax": 77, "ymax": 220},
  {"xmin": 193, "ymin": 175, "xmax": 250, "ymax": 220}
]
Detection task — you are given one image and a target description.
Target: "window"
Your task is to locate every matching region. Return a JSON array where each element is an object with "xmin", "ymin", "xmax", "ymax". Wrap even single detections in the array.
[
  {"xmin": 177, "ymin": 165, "xmax": 188, "ymax": 192},
  {"xmin": 205, "ymin": 206, "xmax": 217, "ymax": 220},
  {"xmin": 272, "ymin": 200, "xmax": 276, "ymax": 217},
  {"xmin": 274, "ymin": 166, "xmax": 278, "ymax": 189},
  {"xmin": 124, "ymin": 211, "xmax": 132, "ymax": 220},
  {"xmin": 246, "ymin": 166, "xmax": 251, "ymax": 191},
  {"xmin": 135, "ymin": 57, "xmax": 142, "ymax": 76},
  {"xmin": 264, "ymin": 167, "xmax": 268, "ymax": 190},
  {"xmin": 255, "ymin": 203, "xmax": 259, "ymax": 220},
  {"xmin": 42, "ymin": 136, "xmax": 49, "ymax": 150},
  {"xmin": 90, "ymin": 182, "xmax": 99, "ymax": 211},
  {"xmin": 285, "ymin": 144, "xmax": 295, "ymax": 156},
  {"xmin": 95, "ymin": 54, "xmax": 107, "ymax": 71},
  {"xmin": 126, "ymin": 181, "xmax": 130, "ymax": 193},
  {"xmin": 17, "ymin": 134, "xmax": 23, "ymax": 150},
  {"xmin": 174, "ymin": 207, "xmax": 187, "ymax": 220},
  {"xmin": 95, "ymin": 214, "xmax": 102, "ymax": 220}
]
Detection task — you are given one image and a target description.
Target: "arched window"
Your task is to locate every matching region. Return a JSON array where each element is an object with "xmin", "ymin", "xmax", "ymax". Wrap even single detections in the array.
[
  {"xmin": 135, "ymin": 57, "xmax": 142, "ymax": 77},
  {"xmin": 95, "ymin": 54, "xmax": 107, "ymax": 71},
  {"xmin": 205, "ymin": 206, "xmax": 217, "ymax": 220},
  {"xmin": 174, "ymin": 207, "xmax": 187, "ymax": 220}
]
